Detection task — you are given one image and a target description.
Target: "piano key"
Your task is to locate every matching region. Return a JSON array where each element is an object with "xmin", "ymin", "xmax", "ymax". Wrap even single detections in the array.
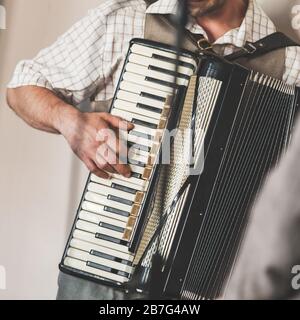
[
  {"xmin": 79, "ymin": 210, "xmax": 126, "ymax": 229},
  {"xmin": 85, "ymin": 192, "xmax": 132, "ymax": 212},
  {"xmin": 110, "ymin": 173, "xmax": 148, "ymax": 189},
  {"xmin": 117, "ymin": 90, "xmax": 165, "ymax": 109},
  {"xmin": 128, "ymin": 164, "xmax": 146, "ymax": 175},
  {"xmin": 76, "ymin": 220, "xmax": 124, "ymax": 240},
  {"xmin": 126, "ymin": 63, "xmax": 188, "ymax": 86},
  {"xmin": 114, "ymin": 99, "xmax": 162, "ymax": 120},
  {"xmin": 91, "ymin": 174, "xmax": 145, "ymax": 192},
  {"xmin": 128, "ymin": 53, "xmax": 194, "ymax": 77},
  {"xmin": 70, "ymin": 238, "xmax": 134, "ymax": 262},
  {"xmin": 130, "ymin": 44, "xmax": 197, "ymax": 69},
  {"xmin": 129, "ymin": 152, "xmax": 148, "ymax": 165},
  {"xmin": 87, "ymin": 182, "xmax": 136, "ymax": 202},
  {"xmin": 73, "ymin": 229, "xmax": 130, "ymax": 253},
  {"xmin": 82, "ymin": 201, "xmax": 129, "ymax": 223},
  {"xmin": 112, "ymin": 108, "xmax": 159, "ymax": 127},
  {"xmin": 123, "ymin": 72, "xmax": 174, "ymax": 94},
  {"xmin": 67, "ymin": 248, "xmax": 133, "ymax": 274},
  {"xmin": 128, "ymin": 147, "xmax": 150, "ymax": 160},
  {"xmin": 64, "ymin": 257, "xmax": 129, "ymax": 283},
  {"xmin": 120, "ymin": 80, "xmax": 169, "ymax": 100}
]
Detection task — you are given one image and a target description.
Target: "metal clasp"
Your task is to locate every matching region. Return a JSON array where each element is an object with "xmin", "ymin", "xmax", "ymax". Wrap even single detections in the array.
[
  {"xmin": 197, "ymin": 38, "xmax": 213, "ymax": 51},
  {"xmin": 243, "ymin": 42, "xmax": 257, "ymax": 54}
]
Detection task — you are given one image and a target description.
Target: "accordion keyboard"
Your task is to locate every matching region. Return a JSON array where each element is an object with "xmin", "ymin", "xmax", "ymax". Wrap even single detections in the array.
[{"xmin": 61, "ymin": 41, "xmax": 197, "ymax": 285}]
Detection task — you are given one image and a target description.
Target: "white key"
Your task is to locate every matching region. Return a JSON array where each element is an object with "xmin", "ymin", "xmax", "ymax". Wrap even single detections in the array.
[
  {"xmin": 76, "ymin": 220, "xmax": 124, "ymax": 240},
  {"xmin": 120, "ymin": 80, "xmax": 169, "ymax": 99},
  {"xmin": 79, "ymin": 210, "xmax": 126, "ymax": 229},
  {"xmin": 82, "ymin": 201, "xmax": 128, "ymax": 223},
  {"xmin": 126, "ymin": 63, "xmax": 188, "ymax": 86},
  {"xmin": 128, "ymin": 147, "xmax": 150, "ymax": 160},
  {"xmin": 70, "ymin": 238, "xmax": 134, "ymax": 262},
  {"xmin": 123, "ymin": 72, "xmax": 174, "ymax": 94},
  {"xmin": 131, "ymin": 44, "xmax": 197, "ymax": 69},
  {"xmin": 91, "ymin": 174, "xmax": 145, "ymax": 192},
  {"xmin": 112, "ymin": 108, "xmax": 159, "ymax": 126},
  {"xmin": 129, "ymin": 164, "xmax": 146, "ymax": 175},
  {"xmin": 85, "ymin": 192, "xmax": 132, "ymax": 212},
  {"xmin": 114, "ymin": 99, "xmax": 162, "ymax": 120},
  {"xmin": 64, "ymin": 257, "xmax": 129, "ymax": 283},
  {"xmin": 129, "ymin": 152, "xmax": 148, "ymax": 165},
  {"xmin": 87, "ymin": 182, "xmax": 136, "ymax": 202},
  {"xmin": 117, "ymin": 90, "xmax": 165, "ymax": 109},
  {"xmin": 129, "ymin": 53, "xmax": 193, "ymax": 77},
  {"xmin": 67, "ymin": 248, "xmax": 133, "ymax": 274},
  {"xmin": 73, "ymin": 229, "xmax": 130, "ymax": 253}
]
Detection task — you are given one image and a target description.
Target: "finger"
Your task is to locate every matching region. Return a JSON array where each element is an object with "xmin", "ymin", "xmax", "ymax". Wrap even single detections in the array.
[
  {"xmin": 97, "ymin": 128, "xmax": 128, "ymax": 160},
  {"xmin": 95, "ymin": 150, "xmax": 117, "ymax": 174},
  {"xmin": 101, "ymin": 113, "xmax": 134, "ymax": 130},
  {"xmin": 99, "ymin": 144, "xmax": 131, "ymax": 177},
  {"xmin": 85, "ymin": 158, "xmax": 111, "ymax": 180}
]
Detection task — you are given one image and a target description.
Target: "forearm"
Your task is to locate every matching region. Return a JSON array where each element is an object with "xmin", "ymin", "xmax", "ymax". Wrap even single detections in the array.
[{"xmin": 6, "ymin": 85, "xmax": 78, "ymax": 134}]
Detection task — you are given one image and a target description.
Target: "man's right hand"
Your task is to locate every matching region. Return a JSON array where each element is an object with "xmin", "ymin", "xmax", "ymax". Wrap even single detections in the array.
[{"xmin": 57, "ymin": 106, "xmax": 134, "ymax": 180}]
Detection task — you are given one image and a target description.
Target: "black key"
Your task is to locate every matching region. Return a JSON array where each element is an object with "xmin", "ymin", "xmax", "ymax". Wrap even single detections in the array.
[
  {"xmin": 129, "ymin": 159, "xmax": 146, "ymax": 167},
  {"xmin": 99, "ymin": 222, "xmax": 125, "ymax": 233},
  {"xmin": 131, "ymin": 172, "xmax": 142, "ymax": 179},
  {"xmin": 145, "ymin": 76, "xmax": 178, "ymax": 89},
  {"xmin": 96, "ymin": 233, "xmax": 129, "ymax": 246},
  {"xmin": 132, "ymin": 118, "xmax": 157, "ymax": 129},
  {"xmin": 149, "ymin": 65, "xmax": 190, "ymax": 80},
  {"xmin": 107, "ymin": 195, "xmax": 133, "ymax": 206},
  {"xmin": 90, "ymin": 249, "xmax": 132, "ymax": 266},
  {"xmin": 111, "ymin": 183, "xmax": 137, "ymax": 195},
  {"xmin": 86, "ymin": 261, "xmax": 130, "ymax": 278},
  {"xmin": 140, "ymin": 92, "xmax": 166, "ymax": 102},
  {"xmin": 131, "ymin": 130, "xmax": 153, "ymax": 140},
  {"xmin": 152, "ymin": 53, "xmax": 195, "ymax": 70},
  {"xmin": 104, "ymin": 206, "xmax": 130, "ymax": 217},
  {"xmin": 128, "ymin": 141, "xmax": 151, "ymax": 152},
  {"xmin": 137, "ymin": 103, "xmax": 162, "ymax": 114}
]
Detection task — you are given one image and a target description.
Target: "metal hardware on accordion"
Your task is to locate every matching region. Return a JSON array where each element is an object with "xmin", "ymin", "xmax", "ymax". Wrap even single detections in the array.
[{"xmin": 60, "ymin": 39, "xmax": 300, "ymax": 299}]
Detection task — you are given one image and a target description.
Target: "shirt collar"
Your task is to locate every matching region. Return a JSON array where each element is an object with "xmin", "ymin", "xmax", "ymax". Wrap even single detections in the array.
[{"xmin": 146, "ymin": 0, "xmax": 277, "ymax": 48}]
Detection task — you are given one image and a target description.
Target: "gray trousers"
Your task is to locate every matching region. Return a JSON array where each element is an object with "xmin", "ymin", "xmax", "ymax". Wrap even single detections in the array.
[{"xmin": 56, "ymin": 272, "xmax": 146, "ymax": 300}]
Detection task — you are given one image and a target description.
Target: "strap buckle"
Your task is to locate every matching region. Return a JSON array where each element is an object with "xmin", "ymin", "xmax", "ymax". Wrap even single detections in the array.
[
  {"xmin": 243, "ymin": 42, "xmax": 257, "ymax": 54},
  {"xmin": 197, "ymin": 38, "xmax": 213, "ymax": 51}
]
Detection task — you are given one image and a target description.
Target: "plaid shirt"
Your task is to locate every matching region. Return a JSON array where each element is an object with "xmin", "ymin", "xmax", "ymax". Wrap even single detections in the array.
[{"xmin": 8, "ymin": 0, "xmax": 300, "ymax": 107}]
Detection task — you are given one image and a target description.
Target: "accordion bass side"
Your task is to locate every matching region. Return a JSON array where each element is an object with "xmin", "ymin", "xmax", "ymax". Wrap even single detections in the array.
[{"xmin": 60, "ymin": 39, "xmax": 300, "ymax": 300}]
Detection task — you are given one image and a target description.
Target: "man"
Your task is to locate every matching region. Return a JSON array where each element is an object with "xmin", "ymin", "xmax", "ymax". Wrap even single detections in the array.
[{"xmin": 6, "ymin": 0, "xmax": 300, "ymax": 299}]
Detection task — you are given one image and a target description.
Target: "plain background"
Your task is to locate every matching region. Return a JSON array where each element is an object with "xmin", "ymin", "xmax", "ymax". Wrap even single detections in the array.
[{"xmin": 0, "ymin": 0, "xmax": 300, "ymax": 300}]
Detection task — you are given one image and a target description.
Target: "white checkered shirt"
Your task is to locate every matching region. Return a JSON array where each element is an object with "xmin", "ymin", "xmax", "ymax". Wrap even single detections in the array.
[{"xmin": 8, "ymin": 0, "xmax": 300, "ymax": 107}]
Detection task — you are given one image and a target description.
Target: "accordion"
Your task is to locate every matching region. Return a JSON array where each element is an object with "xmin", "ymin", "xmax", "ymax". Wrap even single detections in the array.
[{"xmin": 60, "ymin": 39, "xmax": 299, "ymax": 299}]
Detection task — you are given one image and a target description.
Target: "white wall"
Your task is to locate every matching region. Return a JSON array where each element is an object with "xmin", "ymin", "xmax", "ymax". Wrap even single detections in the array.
[
  {"xmin": 0, "ymin": 0, "xmax": 101, "ymax": 300},
  {"xmin": 0, "ymin": 0, "xmax": 299, "ymax": 300}
]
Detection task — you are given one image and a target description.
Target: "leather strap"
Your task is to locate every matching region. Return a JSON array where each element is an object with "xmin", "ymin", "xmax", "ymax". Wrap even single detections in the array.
[{"xmin": 225, "ymin": 32, "xmax": 300, "ymax": 61}]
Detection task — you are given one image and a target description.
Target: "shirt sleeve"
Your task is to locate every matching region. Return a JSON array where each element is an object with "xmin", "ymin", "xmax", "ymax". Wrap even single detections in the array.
[
  {"xmin": 8, "ymin": 8, "xmax": 107, "ymax": 106},
  {"xmin": 283, "ymin": 46, "xmax": 300, "ymax": 87}
]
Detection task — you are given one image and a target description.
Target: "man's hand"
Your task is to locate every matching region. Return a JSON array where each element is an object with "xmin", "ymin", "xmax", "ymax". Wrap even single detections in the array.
[
  {"xmin": 58, "ymin": 107, "xmax": 134, "ymax": 179},
  {"xmin": 6, "ymin": 86, "xmax": 133, "ymax": 180}
]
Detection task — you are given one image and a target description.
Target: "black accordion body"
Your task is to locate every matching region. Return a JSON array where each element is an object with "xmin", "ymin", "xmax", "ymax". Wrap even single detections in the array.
[{"xmin": 60, "ymin": 39, "xmax": 300, "ymax": 299}]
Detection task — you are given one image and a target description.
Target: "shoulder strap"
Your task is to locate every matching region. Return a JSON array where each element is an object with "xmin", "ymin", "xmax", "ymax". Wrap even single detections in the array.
[{"xmin": 225, "ymin": 32, "xmax": 299, "ymax": 61}]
